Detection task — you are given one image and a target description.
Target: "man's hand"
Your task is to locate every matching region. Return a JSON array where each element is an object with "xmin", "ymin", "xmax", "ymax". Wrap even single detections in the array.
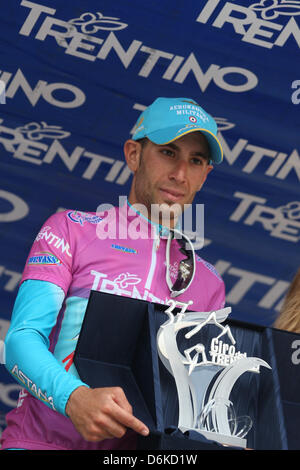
[{"xmin": 65, "ymin": 386, "xmax": 149, "ymax": 442}]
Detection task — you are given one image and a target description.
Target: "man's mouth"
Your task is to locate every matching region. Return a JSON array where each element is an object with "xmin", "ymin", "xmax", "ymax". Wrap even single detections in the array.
[{"xmin": 159, "ymin": 187, "xmax": 185, "ymax": 202}]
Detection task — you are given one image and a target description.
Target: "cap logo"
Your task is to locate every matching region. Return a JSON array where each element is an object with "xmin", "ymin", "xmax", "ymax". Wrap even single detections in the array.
[
  {"xmin": 176, "ymin": 124, "xmax": 199, "ymax": 135},
  {"xmin": 189, "ymin": 116, "xmax": 197, "ymax": 123}
]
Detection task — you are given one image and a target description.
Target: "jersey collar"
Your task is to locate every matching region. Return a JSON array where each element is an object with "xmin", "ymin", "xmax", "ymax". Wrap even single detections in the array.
[{"xmin": 126, "ymin": 199, "xmax": 182, "ymax": 238}]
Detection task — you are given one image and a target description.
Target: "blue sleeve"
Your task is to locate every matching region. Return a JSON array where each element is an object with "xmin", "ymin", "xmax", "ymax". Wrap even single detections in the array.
[{"xmin": 4, "ymin": 279, "xmax": 88, "ymax": 416}]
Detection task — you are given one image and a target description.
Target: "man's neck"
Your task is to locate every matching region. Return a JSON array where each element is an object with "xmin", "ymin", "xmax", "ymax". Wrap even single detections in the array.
[{"xmin": 126, "ymin": 199, "xmax": 181, "ymax": 233}]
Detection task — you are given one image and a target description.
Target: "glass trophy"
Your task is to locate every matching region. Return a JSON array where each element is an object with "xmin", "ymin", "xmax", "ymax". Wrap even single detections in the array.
[{"xmin": 157, "ymin": 299, "xmax": 272, "ymax": 448}]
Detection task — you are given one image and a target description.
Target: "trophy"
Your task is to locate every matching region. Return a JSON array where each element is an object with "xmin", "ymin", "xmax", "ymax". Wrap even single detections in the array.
[{"xmin": 157, "ymin": 299, "xmax": 272, "ymax": 448}]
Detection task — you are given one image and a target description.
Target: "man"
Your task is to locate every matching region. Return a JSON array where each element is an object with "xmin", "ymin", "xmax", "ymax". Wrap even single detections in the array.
[{"xmin": 1, "ymin": 97, "xmax": 225, "ymax": 450}]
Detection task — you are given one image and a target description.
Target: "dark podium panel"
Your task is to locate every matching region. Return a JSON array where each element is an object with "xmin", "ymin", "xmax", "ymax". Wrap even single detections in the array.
[{"xmin": 74, "ymin": 290, "xmax": 300, "ymax": 450}]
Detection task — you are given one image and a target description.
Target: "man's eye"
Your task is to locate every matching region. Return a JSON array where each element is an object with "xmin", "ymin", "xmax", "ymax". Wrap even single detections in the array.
[
  {"xmin": 192, "ymin": 157, "xmax": 204, "ymax": 165},
  {"xmin": 161, "ymin": 149, "xmax": 174, "ymax": 157}
]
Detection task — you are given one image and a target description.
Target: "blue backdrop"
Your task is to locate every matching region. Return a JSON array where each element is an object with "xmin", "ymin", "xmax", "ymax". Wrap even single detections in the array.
[{"xmin": 0, "ymin": 0, "xmax": 300, "ymax": 434}]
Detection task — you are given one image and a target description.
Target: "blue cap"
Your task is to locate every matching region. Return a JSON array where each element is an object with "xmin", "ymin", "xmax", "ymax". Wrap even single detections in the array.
[{"xmin": 132, "ymin": 97, "xmax": 223, "ymax": 164}]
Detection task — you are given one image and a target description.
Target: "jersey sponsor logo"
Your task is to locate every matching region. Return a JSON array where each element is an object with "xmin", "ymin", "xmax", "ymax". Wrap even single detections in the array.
[
  {"xmin": 67, "ymin": 210, "xmax": 103, "ymax": 225},
  {"xmin": 196, "ymin": 255, "xmax": 223, "ymax": 281},
  {"xmin": 111, "ymin": 243, "xmax": 137, "ymax": 254},
  {"xmin": 114, "ymin": 272, "xmax": 141, "ymax": 289},
  {"xmin": 35, "ymin": 225, "xmax": 51, "ymax": 241},
  {"xmin": 28, "ymin": 251, "xmax": 62, "ymax": 266},
  {"xmin": 90, "ymin": 269, "xmax": 167, "ymax": 305},
  {"xmin": 35, "ymin": 226, "xmax": 72, "ymax": 258},
  {"xmin": 11, "ymin": 364, "xmax": 55, "ymax": 410}
]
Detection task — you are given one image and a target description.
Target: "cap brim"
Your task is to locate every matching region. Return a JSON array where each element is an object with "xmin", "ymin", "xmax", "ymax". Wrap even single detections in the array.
[{"xmin": 146, "ymin": 126, "xmax": 223, "ymax": 164}]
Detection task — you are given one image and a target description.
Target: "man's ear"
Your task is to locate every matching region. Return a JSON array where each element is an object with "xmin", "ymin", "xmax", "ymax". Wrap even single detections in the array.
[{"xmin": 123, "ymin": 139, "xmax": 142, "ymax": 172}]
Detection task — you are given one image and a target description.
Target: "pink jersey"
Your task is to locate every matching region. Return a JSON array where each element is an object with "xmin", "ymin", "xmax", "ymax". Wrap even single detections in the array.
[{"xmin": 1, "ymin": 204, "xmax": 225, "ymax": 450}]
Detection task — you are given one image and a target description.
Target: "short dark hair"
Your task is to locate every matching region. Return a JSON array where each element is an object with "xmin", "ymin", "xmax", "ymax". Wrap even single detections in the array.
[{"xmin": 135, "ymin": 137, "xmax": 149, "ymax": 148}]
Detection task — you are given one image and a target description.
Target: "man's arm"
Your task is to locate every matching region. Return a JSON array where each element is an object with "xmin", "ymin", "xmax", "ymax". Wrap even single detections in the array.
[
  {"xmin": 4, "ymin": 280, "xmax": 149, "ymax": 441},
  {"xmin": 4, "ymin": 280, "xmax": 84, "ymax": 414}
]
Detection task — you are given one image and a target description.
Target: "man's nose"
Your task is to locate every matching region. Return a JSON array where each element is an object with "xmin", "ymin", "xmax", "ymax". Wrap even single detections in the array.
[{"xmin": 169, "ymin": 159, "xmax": 188, "ymax": 183}]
